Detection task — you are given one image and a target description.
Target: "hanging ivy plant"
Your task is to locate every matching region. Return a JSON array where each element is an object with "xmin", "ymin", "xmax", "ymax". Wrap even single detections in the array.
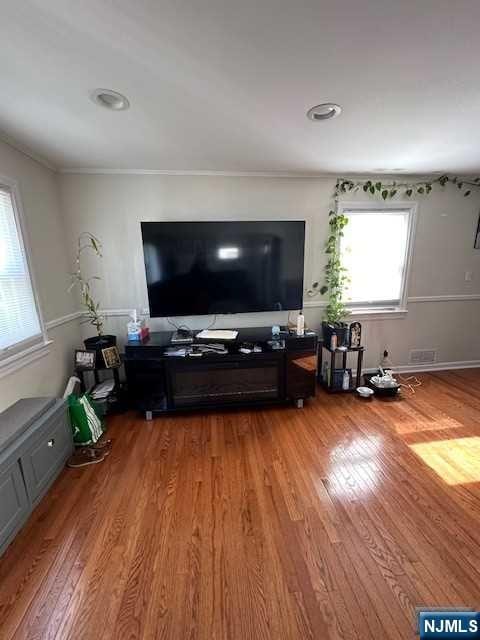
[{"xmin": 307, "ymin": 174, "xmax": 480, "ymax": 325}]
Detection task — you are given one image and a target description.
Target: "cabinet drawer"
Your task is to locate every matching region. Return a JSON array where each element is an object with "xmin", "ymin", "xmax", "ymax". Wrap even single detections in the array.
[
  {"xmin": 21, "ymin": 411, "xmax": 72, "ymax": 506},
  {"xmin": 0, "ymin": 459, "xmax": 29, "ymax": 556}
]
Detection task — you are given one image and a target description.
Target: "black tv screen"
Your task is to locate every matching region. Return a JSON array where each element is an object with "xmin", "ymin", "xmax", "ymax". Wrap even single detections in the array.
[{"xmin": 141, "ymin": 221, "xmax": 305, "ymax": 317}]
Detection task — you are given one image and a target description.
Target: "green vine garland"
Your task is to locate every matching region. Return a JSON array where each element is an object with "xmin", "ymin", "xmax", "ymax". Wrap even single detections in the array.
[{"xmin": 307, "ymin": 175, "xmax": 480, "ymax": 325}]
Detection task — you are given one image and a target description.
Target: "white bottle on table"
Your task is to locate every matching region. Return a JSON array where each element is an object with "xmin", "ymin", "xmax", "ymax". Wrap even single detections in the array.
[
  {"xmin": 296, "ymin": 311, "xmax": 305, "ymax": 336},
  {"xmin": 330, "ymin": 332, "xmax": 337, "ymax": 350}
]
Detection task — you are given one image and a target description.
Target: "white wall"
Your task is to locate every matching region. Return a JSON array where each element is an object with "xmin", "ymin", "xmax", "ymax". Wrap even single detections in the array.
[
  {"xmin": 0, "ymin": 140, "xmax": 81, "ymax": 411},
  {"xmin": 59, "ymin": 173, "xmax": 480, "ymax": 370}
]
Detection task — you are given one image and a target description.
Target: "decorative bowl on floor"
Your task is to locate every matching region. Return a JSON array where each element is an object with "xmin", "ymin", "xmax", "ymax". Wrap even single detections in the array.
[{"xmin": 356, "ymin": 386, "xmax": 374, "ymax": 398}]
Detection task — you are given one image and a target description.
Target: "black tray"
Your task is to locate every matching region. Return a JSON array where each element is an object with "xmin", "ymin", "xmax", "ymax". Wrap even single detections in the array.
[{"xmin": 363, "ymin": 373, "xmax": 400, "ymax": 397}]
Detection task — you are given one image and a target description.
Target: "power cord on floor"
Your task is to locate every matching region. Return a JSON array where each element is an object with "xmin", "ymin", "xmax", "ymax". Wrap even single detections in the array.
[{"xmin": 398, "ymin": 373, "xmax": 422, "ymax": 395}]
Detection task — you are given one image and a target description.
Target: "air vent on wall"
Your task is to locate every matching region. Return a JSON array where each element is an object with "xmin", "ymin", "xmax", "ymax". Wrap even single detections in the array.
[{"xmin": 409, "ymin": 349, "xmax": 437, "ymax": 365}]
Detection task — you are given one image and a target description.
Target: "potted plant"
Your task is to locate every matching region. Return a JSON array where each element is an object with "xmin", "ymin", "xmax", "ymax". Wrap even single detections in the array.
[
  {"xmin": 322, "ymin": 209, "xmax": 350, "ymax": 346},
  {"xmin": 322, "ymin": 297, "xmax": 349, "ymax": 348},
  {"xmin": 69, "ymin": 232, "xmax": 116, "ymax": 366},
  {"xmin": 308, "ymin": 197, "xmax": 350, "ymax": 347}
]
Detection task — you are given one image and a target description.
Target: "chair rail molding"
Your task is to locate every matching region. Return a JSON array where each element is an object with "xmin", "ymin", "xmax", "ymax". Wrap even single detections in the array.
[
  {"xmin": 45, "ymin": 293, "xmax": 480, "ymax": 329},
  {"xmin": 408, "ymin": 294, "xmax": 480, "ymax": 303},
  {"xmin": 305, "ymin": 293, "xmax": 480, "ymax": 309},
  {"xmin": 45, "ymin": 311, "xmax": 83, "ymax": 330}
]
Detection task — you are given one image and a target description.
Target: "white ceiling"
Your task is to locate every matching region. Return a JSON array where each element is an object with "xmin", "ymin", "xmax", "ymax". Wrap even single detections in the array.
[{"xmin": 2, "ymin": 0, "xmax": 480, "ymax": 174}]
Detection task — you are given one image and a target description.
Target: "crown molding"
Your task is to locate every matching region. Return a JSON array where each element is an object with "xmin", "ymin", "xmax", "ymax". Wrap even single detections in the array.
[
  {"xmin": 58, "ymin": 168, "xmax": 449, "ymax": 179},
  {"xmin": 0, "ymin": 131, "xmax": 58, "ymax": 172},
  {"xmin": 0, "ymin": 133, "xmax": 472, "ymax": 180},
  {"xmin": 59, "ymin": 168, "xmax": 342, "ymax": 178}
]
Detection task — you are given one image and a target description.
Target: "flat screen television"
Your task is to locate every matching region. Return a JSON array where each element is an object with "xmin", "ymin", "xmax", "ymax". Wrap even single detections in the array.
[{"xmin": 141, "ymin": 221, "xmax": 305, "ymax": 317}]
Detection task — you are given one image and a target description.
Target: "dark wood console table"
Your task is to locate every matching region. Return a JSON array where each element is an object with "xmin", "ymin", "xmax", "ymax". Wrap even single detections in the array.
[{"xmin": 124, "ymin": 327, "xmax": 318, "ymax": 418}]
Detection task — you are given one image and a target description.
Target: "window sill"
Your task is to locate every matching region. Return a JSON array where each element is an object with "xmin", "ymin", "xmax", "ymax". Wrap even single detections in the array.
[
  {"xmin": 0, "ymin": 340, "xmax": 53, "ymax": 380},
  {"xmin": 348, "ymin": 308, "xmax": 408, "ymax": 321}
]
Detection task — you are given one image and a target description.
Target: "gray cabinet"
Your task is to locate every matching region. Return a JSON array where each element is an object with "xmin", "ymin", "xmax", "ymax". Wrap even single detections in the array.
[
  {"xmin": 0, "ymin": 458, "xmax": 30, "ymax": 553},
  {"xmin": 0, "ymin": 398, "xmax": 72, "ymax": 556},
  {"xmin": 21, "ymin": 407, "xmax": 73, "ymax": 507}
]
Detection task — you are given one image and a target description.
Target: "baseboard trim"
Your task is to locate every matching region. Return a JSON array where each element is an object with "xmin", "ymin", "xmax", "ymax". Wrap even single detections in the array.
[{"xmin": 363, "ymin": 360, "xmax": 480, "ymax": 375}]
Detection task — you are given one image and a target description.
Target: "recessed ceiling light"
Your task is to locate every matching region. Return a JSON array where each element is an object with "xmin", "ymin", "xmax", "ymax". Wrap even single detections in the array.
[
  {"xmin": 91, "ymin": 89, "xmax": 130, "ymax": 111},
  {"xmin": 306, "ymin": 103, "xmax": 342, "ymax": 121}
]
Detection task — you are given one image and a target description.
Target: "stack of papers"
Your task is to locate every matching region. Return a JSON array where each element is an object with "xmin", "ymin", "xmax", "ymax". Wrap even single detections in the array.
[
  {"xmin": 91, "ymin": 380, "xmax": 115, "ymax": 399},
  {"xmin": 194, "ymin": 344, "xmax": 228, "ymax": 354},
  {"xmin": 196, "ymin": 329, "xmax": 238, "ymax": 340},
  {"xmin": 164, "ymin": 347, "xmax": 188, "ymax": 357}
]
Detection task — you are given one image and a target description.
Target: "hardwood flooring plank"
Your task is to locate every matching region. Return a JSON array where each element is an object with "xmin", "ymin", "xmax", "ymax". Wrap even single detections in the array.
[{"xmin": 1, "ymin": 371, "xmax": 480, "ymax": 638}]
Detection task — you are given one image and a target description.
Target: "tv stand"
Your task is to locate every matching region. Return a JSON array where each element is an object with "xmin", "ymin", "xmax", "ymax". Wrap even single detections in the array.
[{"xmin": 125, "ymin": 326, "xmax": 318, "ymax": 417}]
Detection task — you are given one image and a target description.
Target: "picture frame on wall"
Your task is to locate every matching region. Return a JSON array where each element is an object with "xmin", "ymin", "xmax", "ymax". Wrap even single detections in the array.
[{"xmin": 475, "ymin": 212, "xmax": 480, "ymax": 249}]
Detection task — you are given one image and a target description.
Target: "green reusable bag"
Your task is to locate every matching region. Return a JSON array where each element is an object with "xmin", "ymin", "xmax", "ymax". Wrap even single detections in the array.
[{"xmin": 68, "ymin": 393, "xmax": 105, "ymax": 445}]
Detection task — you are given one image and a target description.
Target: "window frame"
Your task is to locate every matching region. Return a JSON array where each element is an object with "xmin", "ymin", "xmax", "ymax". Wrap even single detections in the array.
[
  {"xmin": 338, "ymin": 200, "xmax": 418, "ymax": 315},
  {"xmin": 0, "ymin": 174, "xmax": 50, "ymax": 376}
]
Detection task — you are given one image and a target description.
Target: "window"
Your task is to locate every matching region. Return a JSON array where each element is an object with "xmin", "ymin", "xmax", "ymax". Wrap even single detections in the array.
[
  {"xmin": 339, "ymin": 202, "xmax": 416, "ymax": 311},
  {"xmin": 0, "ymin": 182, "xmax": 46, "ymax": 362}
]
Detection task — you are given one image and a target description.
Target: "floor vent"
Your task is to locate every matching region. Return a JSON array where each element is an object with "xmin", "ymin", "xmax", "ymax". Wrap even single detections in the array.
[{"xmin": 409, "ymin": 349, "xmax": 437, "ymax": 365}]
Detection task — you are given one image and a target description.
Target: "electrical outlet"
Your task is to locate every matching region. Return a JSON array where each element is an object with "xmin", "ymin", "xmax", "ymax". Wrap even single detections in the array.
[{"xmin": 465, "ymin": 271, "xmax": 473, "ymax": 282}]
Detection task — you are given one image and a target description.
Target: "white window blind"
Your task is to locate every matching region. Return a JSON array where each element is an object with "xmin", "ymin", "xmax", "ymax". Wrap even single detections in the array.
[
  {"xmin": 0, "ymin": 186, "xmax": 42, "ymax": 355},
  {"xmin": 340, "ymin": 207, "xmax": 414, "ymax": 308}
]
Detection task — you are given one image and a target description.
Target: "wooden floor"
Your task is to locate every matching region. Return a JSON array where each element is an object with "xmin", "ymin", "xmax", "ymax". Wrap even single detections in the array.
[{"xmin": 1, "ymin": 370, "xmax": 480, "ymax": 639}]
